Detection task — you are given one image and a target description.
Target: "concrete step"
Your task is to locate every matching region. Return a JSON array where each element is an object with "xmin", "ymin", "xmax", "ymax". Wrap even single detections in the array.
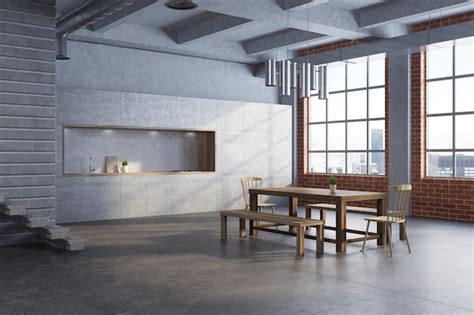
[
  {"xmin": 0, "ymin": 221, "xmax": 26, "ymax": 234},
  {"xmin": 35, "ymin": 223, "xmax": 70, "ymax": 240},
  {"xmin": 24, "ymin": 211, "xmax": 53, "ymax": 228},
  {"xmin": 0, "ymin": 231, "xmax": 39, "ymax": 246},
  {"xmin": 0, "ymin": 203, "xmax": 27, "ymax": 216},
  {"xmin": 46, "ymin": 235, "xmax": 86, "ymax": 251}
]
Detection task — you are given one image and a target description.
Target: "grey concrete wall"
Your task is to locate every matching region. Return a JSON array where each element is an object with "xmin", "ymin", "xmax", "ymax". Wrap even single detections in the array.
[
  {"xmin": 56, "ymin": 41, "xmax": 279, "ymax": 104},
  {"xmin": 56, "ymin": 88, "xmax": 292, "ymax": 223},
  {"xmin": 0, "ymin": 0, "xmax": 56, "ymax": 215},
  {"xmin": 63, "ymin": 128, "xmax": 199, "ymax": 174}
]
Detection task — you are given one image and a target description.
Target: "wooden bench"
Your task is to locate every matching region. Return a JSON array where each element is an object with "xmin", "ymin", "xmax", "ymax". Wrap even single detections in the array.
[{"xmin": 220, "ymin": 210, "xmax": 324, "ymax": 257}]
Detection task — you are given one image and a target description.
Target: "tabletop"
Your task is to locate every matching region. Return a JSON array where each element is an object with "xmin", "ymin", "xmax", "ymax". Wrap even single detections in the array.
[{"xmin": 249, "ymin": 186, "xmax": 387, "ymax": 201}]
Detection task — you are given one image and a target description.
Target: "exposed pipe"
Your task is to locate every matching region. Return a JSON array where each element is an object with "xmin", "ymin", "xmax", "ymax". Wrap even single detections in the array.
[{"xmin": 56, "ymin": 0, "xmax": 135, "ymax": 60}]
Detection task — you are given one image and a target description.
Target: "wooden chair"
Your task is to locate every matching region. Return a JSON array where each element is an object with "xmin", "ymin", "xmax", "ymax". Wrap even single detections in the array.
[
  {"xmin": 361, "ymin": 184, "xmax": 412, "ymax": 256},
  {"xmin": 240, "ymin": 177, "xmax": 276, "ymax": 214}
]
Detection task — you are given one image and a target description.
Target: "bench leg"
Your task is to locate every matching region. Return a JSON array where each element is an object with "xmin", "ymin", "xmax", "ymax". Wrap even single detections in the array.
[
  {"xmin": 220, "ymin": 215, "xmax": 227, "ymax": 241},
  {"xmin": 239, "ymin": 218, "xmax": 246, "ymax": 238},
  {"xmin": 296, "ymin": 226, "xmax": 305, "ymax": 257},
  {"xmin": 316, "ymin": 225, "xmax": 324, "ymax": 254}
]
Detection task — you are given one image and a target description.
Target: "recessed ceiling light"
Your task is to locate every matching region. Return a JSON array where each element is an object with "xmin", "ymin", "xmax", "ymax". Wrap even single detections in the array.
[{"xmin": 164, "ymin": 0, "xmax": 198, "ymax": 10}]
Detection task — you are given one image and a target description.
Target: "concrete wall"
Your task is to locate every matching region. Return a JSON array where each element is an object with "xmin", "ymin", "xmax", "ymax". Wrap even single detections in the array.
[
  {"xmin": 56, "ymin": 88, "xmax": 292, "ymax": 223},
  {"xmin": 63, "ymin": 127, "xmax": 200, "ymax": 174},
  {"xmin": 0, "ymin": 0, "xmax": 56, "ymax": 215},
  {"xmin": 56, "ymin": 40, "xmax": 279, "ymax": 104}
]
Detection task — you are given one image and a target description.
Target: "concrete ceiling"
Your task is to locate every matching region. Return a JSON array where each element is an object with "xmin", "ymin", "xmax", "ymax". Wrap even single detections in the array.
[{"xmin": 55, "ymin": 0, "xmax": 474, "ymax": 64}]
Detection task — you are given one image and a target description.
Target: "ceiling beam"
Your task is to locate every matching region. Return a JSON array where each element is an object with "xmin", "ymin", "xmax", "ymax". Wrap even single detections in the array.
[
  {"xmin": 175, "ymin": 14, "xmax": 252, "ymax": 44},
  {"xmin": 87, "ymin": 0, "xmax": 157, "ymax": 32},
  {"xmin": 278, "ymin": 0, "xmax": 329, "ymax": 11},
  {"xmin": 195, "ymin": 0, "xmax": 370, "ymax": 39},
  {"xmin": 255, "ymin": 19, "xmax": 474, "ymax": 77},
  {"xmin": 358, "ymin": 0, "xmax": 474, "ymax": 28},
  {"xmin": 245, "ymin": 29, "xmax": 327, "ymax": 55}
]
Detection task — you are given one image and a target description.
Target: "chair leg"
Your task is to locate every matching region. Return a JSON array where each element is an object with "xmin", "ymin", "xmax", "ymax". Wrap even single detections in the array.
[
  {"xmin": 220, "ymin": 215, "xmax": 227, "ymax": 241},
  {"xmin": 403, "ymin": 222, "xmax": 412, "ymax": 253},
  {"xmin": 320, "ymin": 209, "xmax": 326, "ymax": 224},
  {"xmin": 387, "ymin": 223, "xmax": 393, "ymax": 257},
  {"xmin": 361, "ymin": 220, "xmax": 370, "ymax": 253}
]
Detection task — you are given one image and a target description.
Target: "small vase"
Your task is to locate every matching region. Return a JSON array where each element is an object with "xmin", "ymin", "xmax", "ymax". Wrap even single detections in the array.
[
  {"xmin": 329, "ymin": 184, "xmax": 337, "ymax": 193},
  {"xmin": 122, "ymin": 165, "xmax": 128, "ymax": 173}
]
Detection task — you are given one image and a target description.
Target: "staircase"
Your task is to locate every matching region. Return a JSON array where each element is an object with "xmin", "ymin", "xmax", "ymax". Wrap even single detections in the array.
[{"xmin": 0, "ymin": 196, "xmax": 85, "ymax": 251}]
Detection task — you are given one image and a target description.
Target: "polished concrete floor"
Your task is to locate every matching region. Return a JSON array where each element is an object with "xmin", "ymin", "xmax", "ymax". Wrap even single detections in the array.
[{"xmin": 0, "ymin": 209, "xmax": 473, "ymax": 314}]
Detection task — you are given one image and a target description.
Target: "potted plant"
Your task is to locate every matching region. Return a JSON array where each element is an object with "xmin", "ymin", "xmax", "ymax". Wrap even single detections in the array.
[
  {"xmin": 121, "ymin": 160, "xmax": 129, "ymax": 173},
  {"xmin": 327, "ymin": 176, "xmax": 337, "ymax": 193}
]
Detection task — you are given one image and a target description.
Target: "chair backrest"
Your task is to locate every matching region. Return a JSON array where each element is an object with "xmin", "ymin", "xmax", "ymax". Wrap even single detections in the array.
[
  {"xmin": 387, "ymin": 184, "xmax": 412, "ymax": 221},
  {"xmin": 241, "ymin": 177, "xmax": 263, "ymax": 208}
]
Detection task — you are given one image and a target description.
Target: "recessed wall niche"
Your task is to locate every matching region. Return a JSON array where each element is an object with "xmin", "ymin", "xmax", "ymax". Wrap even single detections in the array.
[{"xmin": 63, "ymin": 125, "xmax": 215, "ymax": 175}]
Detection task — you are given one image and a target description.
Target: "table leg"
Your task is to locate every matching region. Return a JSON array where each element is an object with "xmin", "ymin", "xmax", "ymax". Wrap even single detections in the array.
[
  {"xmin": 249, "ymin": 192, "xmax": 258, "ymax": 236},
  {"xmin": 289, "ymin": 196, "xmax": 298, "ymax": 233},
  {"xmin": 377, "ymin": 198, "xmax": 386, "ymax": 246},
  {"xmin": 335, "ymin": 200, "xmax": 347, "ymax": 253}
]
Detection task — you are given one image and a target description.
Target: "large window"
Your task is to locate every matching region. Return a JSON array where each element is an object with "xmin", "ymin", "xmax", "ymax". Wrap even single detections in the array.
[
  {"xmin": 308, "ymin": 55, "xmax": 386, "ymax": 175},
  {"xmin": 426, "ymin": 40, "xmax": 474, "ymax": 178}
]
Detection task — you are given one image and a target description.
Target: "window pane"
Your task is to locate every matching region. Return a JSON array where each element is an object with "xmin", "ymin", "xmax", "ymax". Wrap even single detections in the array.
[
  {"xmin": 369, "ymin": 59, "xmax": 385, "ymax": 87},
  {"xmin": 347, "ymin": 90, "xmax": 367, "ymax": 120},
  {"xmin": 368, "ymin": 88, "xmax": 385, "ymax": 118},
  {"xmin": 456, "ymin": 152, "xmax": 474, "ymax": 178},
  {"xmin": 427, "ymin": 116, "xmax": 453, "ymax": 149},
  {"xmin": 369, "ymin": 120, "xmax": 385, "ymax": 150},
  {"xmin": 309, "ymin": 96, "xmax": 327, "ymax": 122},
  {"xmin": 455, "ymin": 77, "xmax": 474, "ymax": 113},
  {"xmin": 347, "ymin": 61, "xmax": 367, "ymax": 90},
  {"xmin": 427, "ymin": 47, "xmax": 453, "ymax": 79},
  {"xmin": 327, "ymin": 65, "xmax": 345, "ymax": 92},
  {"xmin": 327, "ymin": 153, "xmax": 345, "ymax": 173},
  {"xmin": 347, "ymin": 121, "xmax": 367, "ymax": 150},
  {"xmin": 327, "ymin": 93, "xmax": 345, "ymax": 121},
  {"xmin": 309, "ymin": 124, "xmax": 326, "ymax": 151},
  {"xmin": 427, "ymin": 80, "xmax": 453, "ymax": 114},
  {"xmin": 427, "ymin": 152, "xmax": 453, "ymax": 177},
  {"xmin": 348, "ymin": 152, "xmax": 367, "ymax": 174},
  {"xmin": 328, "ymin": 122, "xmax": 345, "ymax": 150},
  {"xmin": 309, "ymin": 153, "xmax": 326, "ymax": 173},
  {"xmin": 455, "ymin": 114, "xmax": 474, "ymax": 149},
  {"xmin": 369, "ymin": 152, "xmax": 385, "ymax": 175},
  {"xmin": 455, "ymin": 43, "xmax": 474, "ymax": 76}
]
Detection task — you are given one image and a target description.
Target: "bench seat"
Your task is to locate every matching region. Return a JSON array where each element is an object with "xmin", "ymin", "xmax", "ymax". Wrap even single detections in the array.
[{"xmin": 220, "ymin": 210, "xmax": 324, "ymax": 257}]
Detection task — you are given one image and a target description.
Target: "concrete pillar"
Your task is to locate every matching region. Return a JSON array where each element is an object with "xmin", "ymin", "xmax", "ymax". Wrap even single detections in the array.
[
  {"xmin": 279, "ymin": 94, "xmax": 297, "ymax": 185},
  {"xmin": 387, "ymin": 53, "xmax": 412, "ymax": 189}
]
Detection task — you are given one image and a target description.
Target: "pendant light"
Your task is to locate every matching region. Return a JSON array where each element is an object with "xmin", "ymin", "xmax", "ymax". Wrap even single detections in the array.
[
  {"xmin": 281, "ymin": 60, "xmax": 292, "ymax": 96},
  {"xmin": 265, "ymin": 59, "xmax": 276, "ymax": 86},
  {"xmin": 301, "ymin": 62, "xmax": 312, "ymax": 98},
  {"xmin": 311, "ymin": 65, "xmax": 317, "ymax": 90},
  {"xmin": 318, "ymin": 65, "xmax": 327, "ymax": 100}
]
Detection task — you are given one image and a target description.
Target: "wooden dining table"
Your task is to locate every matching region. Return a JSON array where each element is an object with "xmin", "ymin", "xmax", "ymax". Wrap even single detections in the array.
[{"xmin": 248, "ymin": 186, "xmax": 388, "ymax": 253}]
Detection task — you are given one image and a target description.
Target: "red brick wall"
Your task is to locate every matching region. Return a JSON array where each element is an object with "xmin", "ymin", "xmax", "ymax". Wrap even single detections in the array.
[
  {"xmin": 410, "ymin": 12, "xmax": 474, "ymax": 222},
  {"xmin": 296, "ymin": 13, "xmax": 474, "ymax": 220},
  {"xmin": 296, "ymin": 40, "xmax": 389, "ymax": 207}
]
